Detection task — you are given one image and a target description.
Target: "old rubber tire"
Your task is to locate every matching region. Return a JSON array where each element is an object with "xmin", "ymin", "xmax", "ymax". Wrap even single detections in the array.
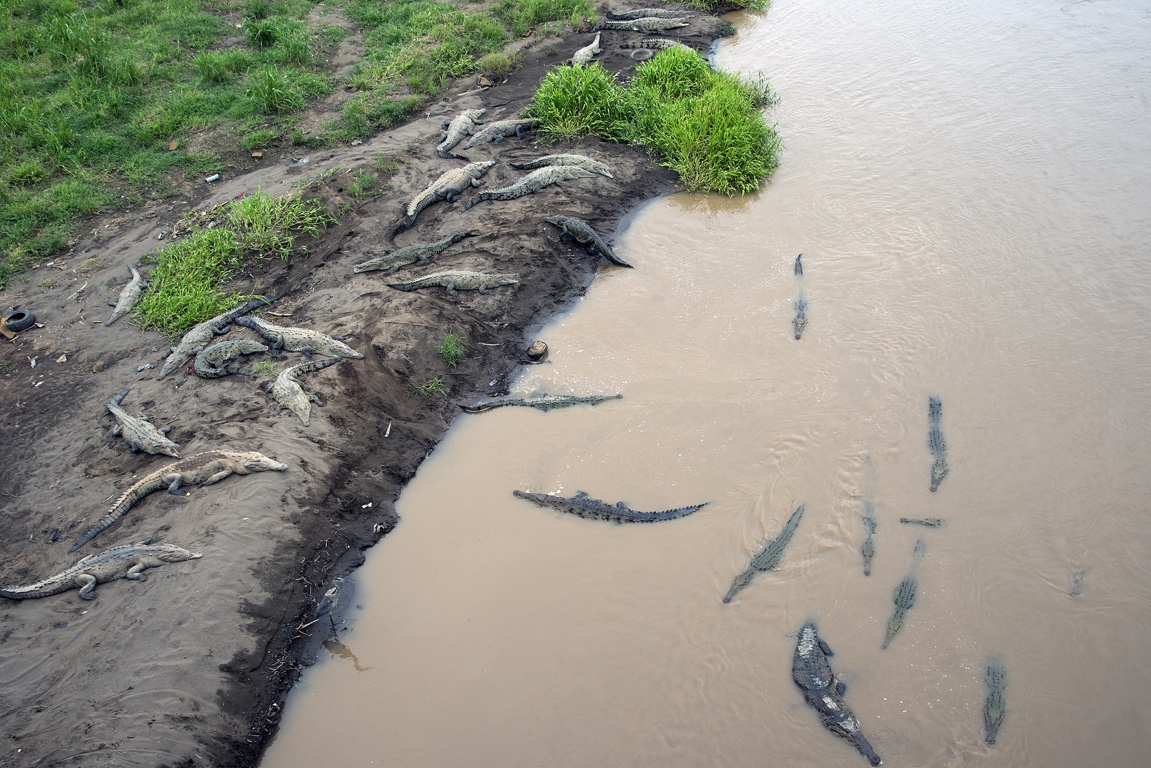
[{"xmin": 4, "ymin": 309, "xmax": 34, "ymax": 332}]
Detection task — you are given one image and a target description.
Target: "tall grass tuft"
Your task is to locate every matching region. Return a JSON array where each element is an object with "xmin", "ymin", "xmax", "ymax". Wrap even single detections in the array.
[
  {"xmin": 227, "ymin": 189, "xmax": 335, "ymax": 259},
  {"xmin": 526, "ymin": 64, "xmax": 628, "ymax": 140}
]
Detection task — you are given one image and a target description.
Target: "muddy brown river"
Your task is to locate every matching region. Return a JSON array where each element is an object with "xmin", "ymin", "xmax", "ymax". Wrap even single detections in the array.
[{"xmin": 260, "ymin": 0, "xmax": 1151, "ymax": 765}]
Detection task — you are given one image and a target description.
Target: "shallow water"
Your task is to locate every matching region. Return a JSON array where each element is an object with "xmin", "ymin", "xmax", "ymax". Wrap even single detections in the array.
[{"xmin": 260, "ymin": 0, "xmax": 1151, "ymax": 765}]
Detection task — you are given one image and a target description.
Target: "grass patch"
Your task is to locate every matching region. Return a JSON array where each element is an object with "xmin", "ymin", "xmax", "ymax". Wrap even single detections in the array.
[
  {"xmin": 527, "ymin": 63, "xmax": 629, "ymax": 140},
  {"xmin": 227, "ymin": 189, "xmax": 335, "ymax": 260},
  {"xmin": 252, "ymin": 359, "xmax": 277, "ymax": 377},
  {"xmin": 347, "ymin": 169, "xmax": 376, "ymax": 197},
  {"xmin": 410, "ymin": 376, "xmax": 447, "ymax": 398},
  {"xmin": 437, "ymin": 333, "xmax": 466, "ymax": 367}
]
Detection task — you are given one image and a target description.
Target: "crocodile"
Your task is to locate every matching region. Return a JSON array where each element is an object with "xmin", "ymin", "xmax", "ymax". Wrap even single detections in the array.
[
  {"xmin": 393, "ymin": 161, "xmax": 495, "ymax": 238},
  {"xmin": 387, "ymin": 270, "xmax": 519, "ymax": 296},
  {"xmin": 437, "ymin": 108, "xmax": 486, "ymax": 160},
  {"xmin": 353, "ymin": 231, "xmax": 478, "ymax": 274},
  {"xmin": 571, "ymin": 32, "xmax": 602, "ymax": 65},
  {"xmin": 235, "ymin": 315, "xmax": 364, "ymax": 359},
  {"xmin": 544, "ymin": 215, "xmax": 632, "ymax": 268},
  {"xmin": 1, "ymin": 541, "xmax": 202, "ymax": 601},
  {"xmin": 607, "ymin": 8, "xmax": 695, "ymax": 19},
  {"xmin": 106, "ymin": 389, "xmax": 180, "ymax": 458},
  {"xmin": 462, "ymin": 166, "xmax": 596, "ymax": 210},
  {"xmin": 512, "ymin": 490, "xmax": 708, "ymax": 523},
  {"xmin": 861, "ymin": 500, "xmax": 877, "ymax": 576},
  {"xmin": 792, "ymin": 621, "xmax": 883, "ymax": 765},
  {"xmin": 461, "ymin": 118, "xmax": 538, "ymax": 149},
  {"xmin": 1070, "ymin": 570, "xmax": 1086, "ymax": 597},
  {"xmin": 193, "ymin": 338, "xmax": 269, "ymax": 378},
  {"xmin": 795, "ymin": 252, "xmax": 804, "ymax": 277},
  {"xmin": 68, "ymin": 451, "xmax": 288, "ymax": 552},
  {"xmin": 983, "ymin": 656, "xmax": 1006, "ymax": 746},
  {"xmin": 598, "ymin": 16, "xmax": 691, "ymax": 32},
  {"xmin": 928, "ymin": 395, "xmax": 949, "ymax": 491},
  {"xmin": 156, "ymin": 297, "xmax": 272, "ymax": 379},
  {"xmin": 270, "ymin": 357, "xmax": 341, "ymax": 425},
  {"xmin": 105, "ymin": 264, "xmax": 146, "ymax": 325},
  {"xmin": 620, "ymin": 37, "xmax": 693, "ymax": 52},
  {"xmin": 899, "ymin": 517, "xmax": 945, "ymax": 527},
  {"xmin": 461, "ymin": 393, "xmax": 622, "ymax": 413},
  {"xmin": 723, "ymin": 504, "xmax": 805, "ymax": 603},
  {"xmin": 793, "ymin": 293, "xmax": 809, "ymax": 340},
  {"xmin": 510, "ymin": 154, "xmax": 614, "ymax": 179},
  {"xmin": 881, "ymin": 537, "xmax": 926, "ymax": 650}
]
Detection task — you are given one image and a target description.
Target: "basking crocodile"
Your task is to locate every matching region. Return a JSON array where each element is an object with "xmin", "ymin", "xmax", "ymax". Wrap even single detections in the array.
[
  {"xmin": 928, "ymin": 395, "xmax": 949, "ymax": 491},
  {"xmin": 899, "ymin": 517, "xmax": 945, "ymax": 527},
  {"xmin": 511, "ymin": 154, "xmax": 614, "ymax": 179},
  {"xmin": 792, "ymin": 621, "xmax": 883, "ymax": 766},
  {"xmin": 387, "ymin": 270, "xmax": 519, "ymax": 296},
  {"xmin": 106, "ymin": 389, "xmax": 180, "ymax": 458},
  {"xmin": 881, "ymin": 537, "xmax": 926, "ymax": 650},
  {"xmin": 156, "ymin": 297, "xmax": 271, "ymax": 379},
  {"xmin": 461, "ymin": 393, "xmax": 622, "ymax": 413},
  {"xmin": 353, "ymin": 231, "xmax": 478, "ymax": 274},
  {"xmin": 795, "ymin": 252, "xmax": 804, "ymax": 277},
  {"xmin": 462, "ymin": 166, "xmax": 596, "ymax": 210},
  {"xmin": 571, "ymin": 32, "xmax": 602, "ymax": 65},
  {"xmin": 861, "ymin": 500, "xmax": 877, "ymax": 577},
  {"xmin": 793, "ymin": 293, "xmax": 809, "ymax": 340},
  {"xmin": 1, "ymin": 541, "xmax": 202, "ymax": 601},
  {"xmin": 512, "ymin": 490, "xmax": 708, "ymax": 524},
  {"xmin": 393, "ymin": 161, "xmax": 495, "ymax": 238},
  {"xmin": 598, "ymin": 16, "xmax": 690, "ymax": 32},
  {"xmin": 984, "ymin": 656, "xmax": 1006, "ymax": 746},
  {"xmin": 723, "ymin": 504, "xmax": 805, "ymax": 603},
  {"xmin": 270, "ymin": 357, "xmax": 341, "ymax": 425},
  {"xmin": 105, "ymin": 264, "xmax": 146, "ymax": 325},
  {"xmin": 544, "ymin": 215, "xmax": 632, "ymax": 268},
  {"xmin": 235, "ymin": 315, "xmax": 364, "ymax": 359},
  {"xmin": 461, "ymin": 118, "xmax": 538, "ymax": 149},
  {"xmin": 193, "ymin": 338, "xmax": 269, "ymax": 378},
  {"xmin": 607, "ymin": 8, "xmax": 694, "ymax": 19},
  {"xmin": 437, "ymin": 108, "xmax": 486, "ymax": 160},
  {"xmin": 68, "ymin": 450, "xmax": 288, "ymax": 552},
  {"xmin": 620, "ymin": 37, "xmax": 693, "ymax": 52}
]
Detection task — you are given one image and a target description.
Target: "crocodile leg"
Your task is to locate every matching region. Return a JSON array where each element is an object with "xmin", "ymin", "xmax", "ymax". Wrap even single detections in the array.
[
  {"xmin": 167, "ymin": 475, "xmax": 189, "ymax": 495},
  {"xmin": 201, "ymin": 470, "xmax": 234, "ymax": 485},
  {"xmin": 129, "ymin": 440, "xmax": 142, "ymax": 453},
  {"xmin": 160, "ymin": 426, "xmax": 174, "ymax": 434},
  {"xmin": 77, "ymin": 574, "xmax": 99, "ymax": 600},
  {"xmin": 298, "ymin": 348, "xmax": 315, "ymax": 360},
  {"xmin": 444, "ymin": 278, "xmax": 458, "ymax": 296},
  {"xmin": 126, "ymin": 563, "xmax": 149, "ymax": 581},
  {"xmin": 109, "ymin": 425, "xmax": 122, "ymax": 438}
]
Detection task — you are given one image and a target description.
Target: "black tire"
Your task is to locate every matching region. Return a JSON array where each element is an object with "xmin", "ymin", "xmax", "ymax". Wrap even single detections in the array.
[{"xmin": 4, "ymin": 309, "xmax": 35, "ymax": 332}]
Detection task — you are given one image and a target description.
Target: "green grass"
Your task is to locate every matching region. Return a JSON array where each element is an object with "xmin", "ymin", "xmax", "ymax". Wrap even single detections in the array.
[
  {"xmin": 347, "ymin": 169, "xmax": 376, "ymax": 197},
  {"xmin": 437, "ymin": 333, "xmax": 466, "ymax": 367},
  {"xmin": 252, "ymin": 359, "xmax": 277, "ymax": 377},
  {"xmin": 227, "ymin": 188, "xmax": 336, "ymax": 260},
  {"xmin": 410, "ymin": 376, "xmax": 447, "ymax": 398},
  {"xmin": 527, "ymin": 63, "xmax": 629, "ymax": 140}
]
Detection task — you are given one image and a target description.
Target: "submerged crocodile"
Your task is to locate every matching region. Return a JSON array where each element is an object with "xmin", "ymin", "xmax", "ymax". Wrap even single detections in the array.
[
  {"xmin": 193, "ymin": 338, "xmax": 269, "ymax": 378},
  {"xmin": 235, "ymin": 315, "xmax": 364, "ymax": 359},
  {"xmin": 620, "ymin": 37, "xmax": 693, "ymax": 51},
  {"xmin": 792, "ymin": 621, "xmax": 883, "ymax": 766},
  {"xmin": 107, "ymin": 389, "xmax": 180, "ymax": 458},
  {"xmin": 105, "ymin": 264, "xmax": 146, "ymax": 325},
  {"xmin": 512, "ymin": 490, "xmax": 708, "ymax": 524},
  {"xmin": 156, "ymin": 297, "xmax": 271, "ymax": 379},
  {"xmin": 723, "ymin": 504, "xmax": 805, "ymax": 603},
  {"xmin": 1, "ymin": 541, "xmax": 202, "ymax": 601},
  {"xmin": 544, "ymin": 215, "xmax": 632, "ymax": 267},
  {"xmin": 607, "ymin": 8, "xmax": 694, "ymax": 19},
  {"xmin": 598, "ymin": 16, "xmax": 690, "ymax": 32},
  {"xmin": 353, "ymin": 232, "xmax": 478, "ymax": 274},
  {"xmin": 1070, "ymin": 570, "xmax": 1086, "ymax": 597},
  {"xmin": 393, "ymin": 161, "xmax": 495, "ymax": 238},
  {"xmin": 437, "ymin": 108, "xmax": 486, "ymax": 160},
  {"xmin": 461, "ymin": 118, "xmax": 538, "ymax": 149},
  {"xmin": 861, "ymin": 500, "xmax": 877, "ymax": 577},
  {"xmin": 462, "ymin": 166, "xmax": 596, "ymax": 210},
  {"xmin": 270, "ymin": 357, "xmax": 341, "ymax": 425},
  {"xmin": 881, "ymin": 537, "xmax": 926, "ymax": 650},
  {"xmin": 928, "ymin": 395, "xmax": 949, "ymax": 491},
  {"xmin": 899, "ymin": 517, "xmax": 945, "ymax": 527},
  {"xmin": 68, "ymin": 451, "xmax": 288, "ymax": 552},
  {"xmin": 571, "ymin": 32, "xmax": 602, "ymax": 65},
  {"xmin": 795, "ymin": 252, "xmax": 804, "ymax": 277},
  {"xmin": 793, "ymin": 293, "xmax": 809, "ymax": 340},
  {"xmin": 461, "ymin": 393, "xmax": 622, "ymax": 413},
  {"xmin": 984, "ymin": 656, "xmax": 1007, "ymax": 746},
  {"xmin": 511, "ymin": 154, "xmax": 614, "ymax": 178},
  {"xmin": 387, "ymin": 270, "xmax": 519, "ymax": 295}
]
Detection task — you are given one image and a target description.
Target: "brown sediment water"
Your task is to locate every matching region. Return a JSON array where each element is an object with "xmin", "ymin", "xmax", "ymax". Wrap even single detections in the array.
[{"xmin": 260, "ymin": 0, "xmax": 1151, "ymax": 765}]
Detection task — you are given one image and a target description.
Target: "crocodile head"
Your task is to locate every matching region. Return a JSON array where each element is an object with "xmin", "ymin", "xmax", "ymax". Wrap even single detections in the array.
[
  {"xmin": 151, "ymin": 544, "xmax": 203, "ymax": 563},
  {"xmin": 930, "ymin": 459, "xmax": 948, "ymax": 491},
  {"xmin": 237, "ymin": 452, "xmax": 289, "ymax": 474}
]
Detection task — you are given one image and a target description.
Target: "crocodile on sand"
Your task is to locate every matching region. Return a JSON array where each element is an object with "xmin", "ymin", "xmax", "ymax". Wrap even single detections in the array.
[
  {"xmin": 461, "ymin": 393, "xmax": 622, "ymax": 413},
  {"xmin": 607, "ymin": 8, "xmax": 694, "ymax": 20},
  {"xmin": 598, "ymin": 16, "xmax": 690, "ymax": 32},
  {"xmin": 393, "ymin": 161, "xmax": 495, "ymax": 238},
  {"xmin": 461, "ymin": 118, "xmax": 538, "ymax": 149},
  {"xmin": 68, "ymin": 450, "xmax": 288, "ymax": 552},
  {"xmin": 105, "ymin": 264, "xmax": 146, "ymax": 325},
  {"xmin": 792, "ymin": 621, "xmax": 883, "ymax": 766},
  {"xmin": 928, "ymin": 395, "xmax": 949, "ymax": 491},
  {"xmin": 571, "ymin": 32, "xmax": 602, "ymax": 65},
  {"xmin": 462, "ymin": 166, "xmax": 596, "ymax": 210},
  {"xmin": 235, "ymin": 315, "xmax": 364, "ymax": 359},
  {"xmin": 106, "ymin": 389, "xmax": 180, "ymax": 458},
  {"xmin": 512, "ymin": 490, "xmax": 708, "ymax": 523},
  {"xmin": 387, "ymin": 270, "xmax": 519, "ymax": 296},
  {"xmin": 723, "ymin": 504, "xmax": 805, "ymax": 603},
  {"xmin": 193, "ymin": 338, "xmax": 269, "ymax": 378},
  {"xmin": 156, "ymin": 297, "xmax": 272, "ymax": 379},
  {"xmin": 793, "ymin": 293, "xmax": 809, "ymax": 340},
  {"xmin": 437, "ymin": 108, "xmax": 486, "ymax": 160},
  {"xmin": 984, "ymin": 656, "xmax": 1006, "ymax": 746},
  {"xmin": 881, "ymin": 537, "xmax": 926, "ymax": 650},
  {"xmin": 353, "ymin": 232, "xmax": 478, "ymax": 274},
  {"xmin": 544, "ymin": 215, "xmax": 632, "ymax": 268},
  {"xmin": 511, "ymin": 154, "xmax": 614, "ymax": 179},
  {"xmin": 620, "ymin": 38, "xmax": 693, "ymax": 52},
  {"xmin": 1, "ymin": 541, "xmax": 202, "ymax": 601},
  {"xmin": 269, "ymin": 358, "xmax": 341, "ymax": 425}
]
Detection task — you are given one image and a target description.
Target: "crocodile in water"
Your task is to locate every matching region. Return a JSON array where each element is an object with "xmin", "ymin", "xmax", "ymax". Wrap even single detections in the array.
[
  {"xmin": 193, "ymin": 338, "xmax": 269, "ymax": 378},
  {"xmin": 437, "ymin": 108, "xmax": 486, "ymax": 160},
  {"xmin": 861, "ymin": 500, "xmax": 877, "ymax": 577},
  {"xmin": 1070, "ymin": 570, "xmax": 1086, "ymax": 597},
  {"xmin": 928, "ymin": 395, "xmax": 949, "ymax": 491},
  {"xmin": 607, "ymin": 8, "xmax": 695, "ymax": 20},
  {"xmin": 511, "ymin": 154, "xmax": 614, "ymax": 179},
  {"xmin": 899, "ymin": 517, "xmax": 945, "ymax": 527},
  {"xmin": 792, "ymin": 621, "xmax": 883, "ymax": 766},
  {"xmin": 793, "ymin": 293, "xmax": 809, "ymax": 340},
  {"xmin": 105, "ymin": 264, "xmax": 146, "ymax": 325},
  {"xmin": 571, "ymin": 32, "xmax": 602, "ymax": 65},
  {"xmin": 107, "ymin": 389, "xmax": 180, "ymax": 458},
  {"xmin": 461, "ymin": 393, "xmax": 622, "ymax": 413},
  {"xmin": 270, "ymin": 357, "xmax": 341, "ymax": 425},
  {"xmin": 723, "ymin": 504, "xmax": 805, "ymax": 603},
  {"xmin": 598, "ymin": 16, "xmax": 690, "ymax": 32},
  {"xmin": 795, "ymin": 252, "xmax": 804, "ymax": 276},
  {"xmin": 235, "ymin": 315, "xmax": 364, "ymax": 359},
  {"xmin": 353, "ymin": 231, "xmax": 477, "ymax": 274},
  {"xmin": 462, "ymin": 166, "xmax": 596, "ymax": 210},
  {"xmin": 984, "ymin": 656, "xmax": 1006, "ymax": 746},
  {"xmin": 881, "ymin": 537, "xmax": 926, "ymax": 650},
  {"xmin": 512, "ymin": 490, "xmax": 708, "ymax": 523},
  {"xmin": 68, "ymin": 450, "xmax": 288, "ymax": 552},
  {"xmin": 387, "ymin": 270, "xmax": 519, "ymax": 296},
  {"xmin": 156, "ymin": 297, "xmax": 272, "ymax": 379},
  {"xmin": 544, "ymin": 214, "xmax": 632, "ymax": 267},
  {"xmin": 393, "ymin": 161, "xmax": 495, "ymax": 238},
  {"xmin": 461, "ymin": 118, "xmax": 538, "ymax": 149},
  {"xmin": 1, "ymin": 541, "xmax": 202, "ymax": 601}
]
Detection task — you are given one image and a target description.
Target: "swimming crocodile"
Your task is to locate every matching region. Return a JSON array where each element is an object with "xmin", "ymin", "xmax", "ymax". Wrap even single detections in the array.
[
  {"xmin": 881, "ymin": 537, "xmax": 926, "ymax": 650},
  {"xmin": 1070, "ymin": 570, "xmax": 1086, "ymax": 597},
  {"xmin": 793, "ymin": 293, "xmax": 809, "ymax": 340},
  {"xmin": 105, "ymin": 264, "xmax": 146, "ymax": 325},
  {"xmin": 1, "ymin": 541, "xmax": 202, "ymax": 601},
  {"xmin": 544, "ymin": 215, "xmax": 632, "ymax": 267},
  {"xmin": 193, "ymin": 338, "xmax": 269, "ymax": 378},
  {"xmin": 792, "ymin": 621, "xmax": 883, "ymax": 766},
  {"xmin": 156, "ymin": 297, "xmax": 271, "ymax": 379},
  {"xmin": 861, "ymin": 500, "xmax": 877, "ymax": 577},
  {"xmin": 620, "ymin": 38, "xmax": 693, "ymax": 52},
  {"xmin": 984, "ymin": 656, "xmax": 1006, "ymax": 746},
  {"xmin": 928, "ymin": 395, "xmax": 949, "ymax": 491},
  {"xmin": 462, "ymin": 166, "xmax": 596, "ymax": 210},
  {"xmin": 511, "ymin": 154, "xmax": 614, "ymax": 179},
  {"xmin": 461, "ymin": 393, "xmax": 622, "ymax": 413},
  {"xmin": 393, "ymin": 161, "xmax": 495, "ymax": 238},
  {"xmin": 723, "ymin": 504, "xmax": 805, "ymax": 603},
  {"xmin": 106, "ymin": 389, "xmax": 180, "ymax": 458},
  {"xmin": 437, "ymin": 108, "xmax": 486, "ymax": 160},
  {"xmin": 899, "ymin": 517, "xmax": 945, "ymax": 527},
  {"xmin": 235, "ymin": 315, "xmax": 364, "ymax": 359},
  {"xmin": 387, "ymin": 270, "xmax": 519, "ymax": 295},
  {"xmin": 795, "ymin": 252, "xmax": 804, "ymax": 277},
  {"xmin": 512, "ymin": 490, "xmax": 708, "ymax": 523},
  {"xmin": 353, "ymin": 232, "xmax": 478, "ymax": 274},
  {"xmin": 607, "ymin": 8, "xmax": 694, "ymax": 19},
  {"xmin": 571, "ymin": 32, "xmax": 602, "ymax": 65},
  {"xmin": 68, "ymin": 450, "xmax": 288, "ymax": 552},
  {"xmin": 598, "ymin": 16, "xmax": 690, "ymax": 32},
  {"xmin": 461, "ymin": 118, "xmax": 538, "ymax": 149},
  {"xmin": 270, "ymin": 357, "xmax": 341, "ymax": 425}
]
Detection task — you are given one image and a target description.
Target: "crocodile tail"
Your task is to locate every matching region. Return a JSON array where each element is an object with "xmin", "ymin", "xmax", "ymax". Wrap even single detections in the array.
[
  {"xmin": 109, "ymin": 389, "xmax": 131, "ymax": 407},
  {"xmin": 299, "ymin": 357, "xmax": 342, "ymax": 375},
  {"xmin": 462, "ymin": 193, "xmax": 490, "ymax": 211},
  {"xmin": 391, "ymin": 216, "xmax": 417, "ymax": 240},
  {"xmin": 386, "ymin": 280, "xmax": 419, "ymax": 292},
  {"xmin": 437, "ymin": 148, "xmax": 469, "ymax": 161},
  {"xmin": 69, "ymin": 512, "xmax": 121, "ymax": 553}
]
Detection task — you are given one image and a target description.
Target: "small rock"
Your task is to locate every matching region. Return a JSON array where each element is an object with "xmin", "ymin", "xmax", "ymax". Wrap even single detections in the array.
[
  {"xmin": 526, "ymin": 341, "xmax": 548, "ymax": 361},
  {"xmin": 136, "ymin": 363, "xmax": 154, "ymax": 372},
  {"xmin": 56, "ymin": 354, "xmax": 67, "ymax": 363},
  {"xmin": 251, "ymin": 150, "xmax": 264, "ymax": 159},
  {"xmin": 167, "ymin": 140, "xmax": 178, "ymax": 151},
  {"xmin": 478, "ymin": 76, "xmax": 493, "ymax": 88},
  {"xmin": 91, "ymin": 362, "xmax": 105, "ymax": 373}
]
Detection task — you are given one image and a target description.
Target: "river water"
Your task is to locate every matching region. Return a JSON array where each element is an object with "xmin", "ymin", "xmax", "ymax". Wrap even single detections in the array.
[{"xmin": 260, "ymin": 0, "xmax": 1151, "ymax": 765}]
